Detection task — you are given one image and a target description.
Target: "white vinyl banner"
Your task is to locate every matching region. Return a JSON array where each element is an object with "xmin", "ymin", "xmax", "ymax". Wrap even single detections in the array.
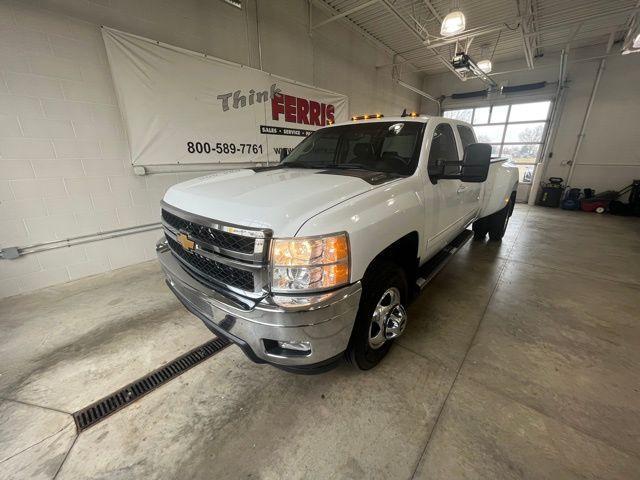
[{"xmin": 101, "ymin": 27, "xmax": 349, "ymax": 167}]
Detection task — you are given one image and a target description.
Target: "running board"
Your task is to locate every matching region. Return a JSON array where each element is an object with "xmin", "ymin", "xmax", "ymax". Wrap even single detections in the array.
[{"xmin": 415, "ymin": 229, "xmax": 473, "ymax": 291}]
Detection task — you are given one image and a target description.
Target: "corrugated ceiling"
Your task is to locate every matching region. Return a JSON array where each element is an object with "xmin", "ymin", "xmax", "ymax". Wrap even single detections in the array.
[{"xmin": 316, "ymin": 0, "xmax": 638, "ymax": 75}]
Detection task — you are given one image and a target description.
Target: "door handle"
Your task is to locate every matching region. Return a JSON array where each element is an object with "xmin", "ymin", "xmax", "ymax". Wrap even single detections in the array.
[{"xmin": 457, "ymin": 185, "xmax": 467, "ymax": 194}]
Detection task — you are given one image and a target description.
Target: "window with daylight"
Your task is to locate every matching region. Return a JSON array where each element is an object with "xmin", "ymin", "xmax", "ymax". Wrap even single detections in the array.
[{"xmin": 444, "ymin": 101, "xmax": 552, "ymax": 184}]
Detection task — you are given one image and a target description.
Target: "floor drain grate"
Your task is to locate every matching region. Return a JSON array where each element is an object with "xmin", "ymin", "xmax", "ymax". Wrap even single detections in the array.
[{"xmin": 73, "ymin": 337, "xmax": 230, "ymax": 432}]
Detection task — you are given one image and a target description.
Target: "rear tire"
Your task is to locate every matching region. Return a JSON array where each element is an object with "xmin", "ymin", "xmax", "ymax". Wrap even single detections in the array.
[
  {"xmin": 488, "ymin": 194, "xmax": 515, "ymax": 241},
  {"xmin": 472, "ymin": 217, "xmax": 489, "ymax": 240},
  {"xmin": 346, "ymin": 261, "xmax": 408, "ymax": 370}
]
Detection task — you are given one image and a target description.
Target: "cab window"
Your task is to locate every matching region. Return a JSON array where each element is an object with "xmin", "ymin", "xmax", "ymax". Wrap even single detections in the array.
[
  {"xmin": 427, "ymin": 123, "xmax": 459, "ymax": 181},
  {"xmin": 457, "ymin": 125, "xmax": 476, "ymax": 149}
]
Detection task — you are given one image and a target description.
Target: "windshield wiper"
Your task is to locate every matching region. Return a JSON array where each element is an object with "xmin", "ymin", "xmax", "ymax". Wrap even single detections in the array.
[
  {"xmin": 325, "ymin": 164, "xmax": 375, "ymax": 171},
  {"xmin": 282, "ymin": 161, "xmax": 331, "ymax": 169}
]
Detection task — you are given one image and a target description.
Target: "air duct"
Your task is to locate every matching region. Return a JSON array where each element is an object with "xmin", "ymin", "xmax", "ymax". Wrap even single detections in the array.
[
  {"xmin": 451, "ymin": 89, "xmax": 488, "ymax": 99},
  {"xmin": 501, "ymin": 81, "xmax": 547, "ymax": 94}
]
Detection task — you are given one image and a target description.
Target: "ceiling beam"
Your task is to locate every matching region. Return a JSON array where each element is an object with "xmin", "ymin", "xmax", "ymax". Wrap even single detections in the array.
[
  {"xmin": 535, "ymin": 5, "xmax": 636, "ymax": 31},
  {"xmin": 417, "ymin": 2, "xmax": 638, "ymax": 51},
  {"xmin": 529, "ymin": 0, "xmax": 541, "ymax": 57},
  {"xmin": 464, "ymin": 36, "xmax": 475, "ymax": 53},
  {"xmin": 312, "ymin": 0, "xmax": 419, "ymax": 70},
  {"xmin": 516, "ymin": 0, "xmax": 535, "ymax": 69},
  {"xmin": 375, "ymin": 0, "xmax": 636, "ymax": 75},
  {"xmin": 375, "ymin": 23, "xmax": 509, "ymax": 66},
  {"xmin": 564, "ymin": 22, "xmax": 582, "ymax": 52},
  {"xmin": 379, "ymin": 0, "xmax": 428, "ymax": 43},
  {"xmin": 621, "ymin": 0, "xmax": 640, "ymax": 50},
  {"xmin": 378, "ymin": 0, "xmax": 466, "ymax": 80},
  {"xmin": 421, "ymin": 24, "xmax": 506, "ymax": 50},
  {"xmin": 535, "ymin": 25, "xmax": 626, "ymax": 50},
  {"xmin": 311, "ymin": 0, "xmax": 379, "ymax": 30},
  {"xmin": 605, "ymin": 29, "xmax": 617, "ymax": 54},
  {"xmin": 422, "ymin": 0, "xmax": 443, "ymax": 23}
]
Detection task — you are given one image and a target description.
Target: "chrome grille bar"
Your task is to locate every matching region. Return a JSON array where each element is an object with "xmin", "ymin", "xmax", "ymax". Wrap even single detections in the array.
[{"xmin": 160, "ymin": 201, "xmax": 271, "ymax": 298}]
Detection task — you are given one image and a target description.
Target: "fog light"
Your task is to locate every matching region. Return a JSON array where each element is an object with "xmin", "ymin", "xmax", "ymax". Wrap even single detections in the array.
[{"xmin": 277, "ymin": 340, "xmax": 311, "ymax": 352}]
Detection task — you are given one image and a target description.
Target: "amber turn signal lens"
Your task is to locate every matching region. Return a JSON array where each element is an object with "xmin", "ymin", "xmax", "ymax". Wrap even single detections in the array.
[{"xmin": 325, "ymin": 263, "xmax": 349, "ymax": 286}]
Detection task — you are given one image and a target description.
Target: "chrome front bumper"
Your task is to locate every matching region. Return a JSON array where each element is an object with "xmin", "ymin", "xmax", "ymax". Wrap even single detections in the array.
[{"xmin": 156, "ymin": 238, "xmax": 361, "ymax": 370}]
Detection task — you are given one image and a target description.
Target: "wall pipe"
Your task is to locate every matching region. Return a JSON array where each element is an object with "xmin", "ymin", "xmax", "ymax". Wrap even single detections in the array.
[
  {"xmin": 255, "ymin": 0, "xmax": 263, "ymax": 70},
  {"xmin": 528, "ymin": 49, "xmax": 569, "ymax": 205},
  {"xmin": 482, "ymin": 52, "xmax": 620, "ymax": 78},
  {"xmin": 0, "ymin": 223, "xmax": 162, "ymax": 260},
  {"xmin": 396, "ymin": 79, "xmax": 441, "ymax": 114},
  {"xmin": 565, "ymin": 57, "xmax": 606, "ymax": 187}
]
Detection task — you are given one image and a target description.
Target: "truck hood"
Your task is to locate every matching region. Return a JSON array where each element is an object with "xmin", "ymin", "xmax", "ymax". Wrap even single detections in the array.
[{"xmin": 162, "ymin": 167, "xmax": 384, "ymax": 236}]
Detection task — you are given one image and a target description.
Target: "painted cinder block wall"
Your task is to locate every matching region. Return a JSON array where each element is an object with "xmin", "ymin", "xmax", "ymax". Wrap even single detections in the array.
[{"xmin": 0, "ymin": 0, "xmax": 423, "ymax": 298}]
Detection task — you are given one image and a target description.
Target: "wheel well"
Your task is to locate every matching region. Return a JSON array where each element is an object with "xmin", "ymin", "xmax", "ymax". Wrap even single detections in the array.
[{"xmin": 365, "ymin": 232, "xmax": 419, "ymax": 283}]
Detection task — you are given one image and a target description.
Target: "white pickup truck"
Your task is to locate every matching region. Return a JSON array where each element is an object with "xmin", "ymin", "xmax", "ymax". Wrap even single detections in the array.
[{"xmin": 156, "ymin": 115, "xmax": 518, "ymax": 373}]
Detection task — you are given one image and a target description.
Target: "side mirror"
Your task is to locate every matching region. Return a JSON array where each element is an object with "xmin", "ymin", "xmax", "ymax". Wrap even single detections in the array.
[
  {"xmin": 279, "ymin": 149, "xmax": 289, "ymax": 161},
  {"xmin": 460, "ymin": 143, "xmax": 491, "ymax": 182}
]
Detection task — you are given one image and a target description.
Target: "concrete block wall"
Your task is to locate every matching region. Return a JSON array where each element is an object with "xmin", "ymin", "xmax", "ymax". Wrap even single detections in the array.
[{"xmin": 0, "ymin": 0, "xmax": 423, "ymax": 298}]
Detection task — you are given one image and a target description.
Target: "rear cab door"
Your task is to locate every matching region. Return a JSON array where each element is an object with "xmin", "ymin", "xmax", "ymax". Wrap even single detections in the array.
[{"xmin": 454, "ymin": 123, "xmax": 483, "ymax": 224}]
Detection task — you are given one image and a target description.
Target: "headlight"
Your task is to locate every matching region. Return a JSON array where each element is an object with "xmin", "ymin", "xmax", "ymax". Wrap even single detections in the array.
[{"xmin": 270, "ymin": 233, "xmax": 350, "ymax": 293}]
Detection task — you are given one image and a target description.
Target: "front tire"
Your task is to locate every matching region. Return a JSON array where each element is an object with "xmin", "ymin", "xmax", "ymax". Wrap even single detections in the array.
[{"xmin": 346, "ymin": 262, "xmax": 408, "ymax": 370}]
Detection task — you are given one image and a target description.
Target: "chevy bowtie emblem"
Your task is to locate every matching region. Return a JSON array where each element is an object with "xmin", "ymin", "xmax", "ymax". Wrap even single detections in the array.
[{"xmin": 177, "ymin": 233, "xmax": 195, "ymax": 251}]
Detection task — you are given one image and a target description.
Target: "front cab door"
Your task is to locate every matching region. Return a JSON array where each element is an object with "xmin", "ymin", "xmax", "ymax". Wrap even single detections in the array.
[{"xmin": 423, "ymin": 122, "xmax": 465, "ymax": 256}]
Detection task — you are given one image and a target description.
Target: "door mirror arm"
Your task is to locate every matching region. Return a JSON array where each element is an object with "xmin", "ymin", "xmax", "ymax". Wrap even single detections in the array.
[
  {"xmin": 432, "ymin": 161, "xmax": 462, "ymax": 181},
  {"xmin": 431, "ymin": 145, "xmax": 491, "ymax": 183}
]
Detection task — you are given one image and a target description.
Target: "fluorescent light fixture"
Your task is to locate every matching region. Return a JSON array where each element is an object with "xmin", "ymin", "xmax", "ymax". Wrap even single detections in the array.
[
  {"xmin": 220, "ymin": 0, "xmax": 241, "ymax": 8},
  {"xmin": 477, "ymin": 45, "xmax": 492, "ymax": 73},
  {"xmin": 441, "ymin": 10, "xmax": 466, "ymax": 37},
  {"xmin": 621, "ymin": 27, "xmax": 640, "ymax": 54},
  {"xmin": 477, "ymin": 59, "xmax": 492, "ymax": 73},
  {"xmin": 441, "ymin": 0, "xmax": 466, "ymax": 37}
]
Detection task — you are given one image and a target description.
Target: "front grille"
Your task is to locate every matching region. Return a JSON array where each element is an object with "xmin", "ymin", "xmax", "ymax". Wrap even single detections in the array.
[
  {"xmin": 162, "ymin": 209, "xmax": 256, "ymax": 254},
  {"xmin": 166, "ymin": 236, "xmax": 255, "ymax": 291}
]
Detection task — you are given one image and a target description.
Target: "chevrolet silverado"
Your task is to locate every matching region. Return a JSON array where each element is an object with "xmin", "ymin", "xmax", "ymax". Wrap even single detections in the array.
[{"xmin": 156, "ymin": 114, "xmax": 519, "ymax": 372}]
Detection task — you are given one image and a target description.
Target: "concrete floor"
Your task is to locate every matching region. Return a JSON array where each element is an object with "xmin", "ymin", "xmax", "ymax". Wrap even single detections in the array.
[{"xmin": 1, "ymin": 205, "xmax": 639, "ymax": 479}]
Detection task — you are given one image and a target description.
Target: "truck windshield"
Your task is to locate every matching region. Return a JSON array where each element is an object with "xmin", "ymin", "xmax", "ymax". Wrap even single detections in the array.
[{"xmin": 282, "ymin": 121, "xmax": 425, "ymax": 176}]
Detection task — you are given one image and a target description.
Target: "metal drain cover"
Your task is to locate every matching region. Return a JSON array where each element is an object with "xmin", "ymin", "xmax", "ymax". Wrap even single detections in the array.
[{"xmin": 73, "ymin": 337, "xmax": 230, "ymax": 432}]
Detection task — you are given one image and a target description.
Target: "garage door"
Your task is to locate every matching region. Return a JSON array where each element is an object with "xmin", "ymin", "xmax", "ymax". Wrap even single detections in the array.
[{"xmin": 444, "ymin": 101, "xmax": 552, "ymax": 200}]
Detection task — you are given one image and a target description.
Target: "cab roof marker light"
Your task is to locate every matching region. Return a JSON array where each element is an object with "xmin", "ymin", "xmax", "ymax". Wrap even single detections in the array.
[{"xmin": 351, "ymin": 114, "xmax": 384, "ymax": 121}]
